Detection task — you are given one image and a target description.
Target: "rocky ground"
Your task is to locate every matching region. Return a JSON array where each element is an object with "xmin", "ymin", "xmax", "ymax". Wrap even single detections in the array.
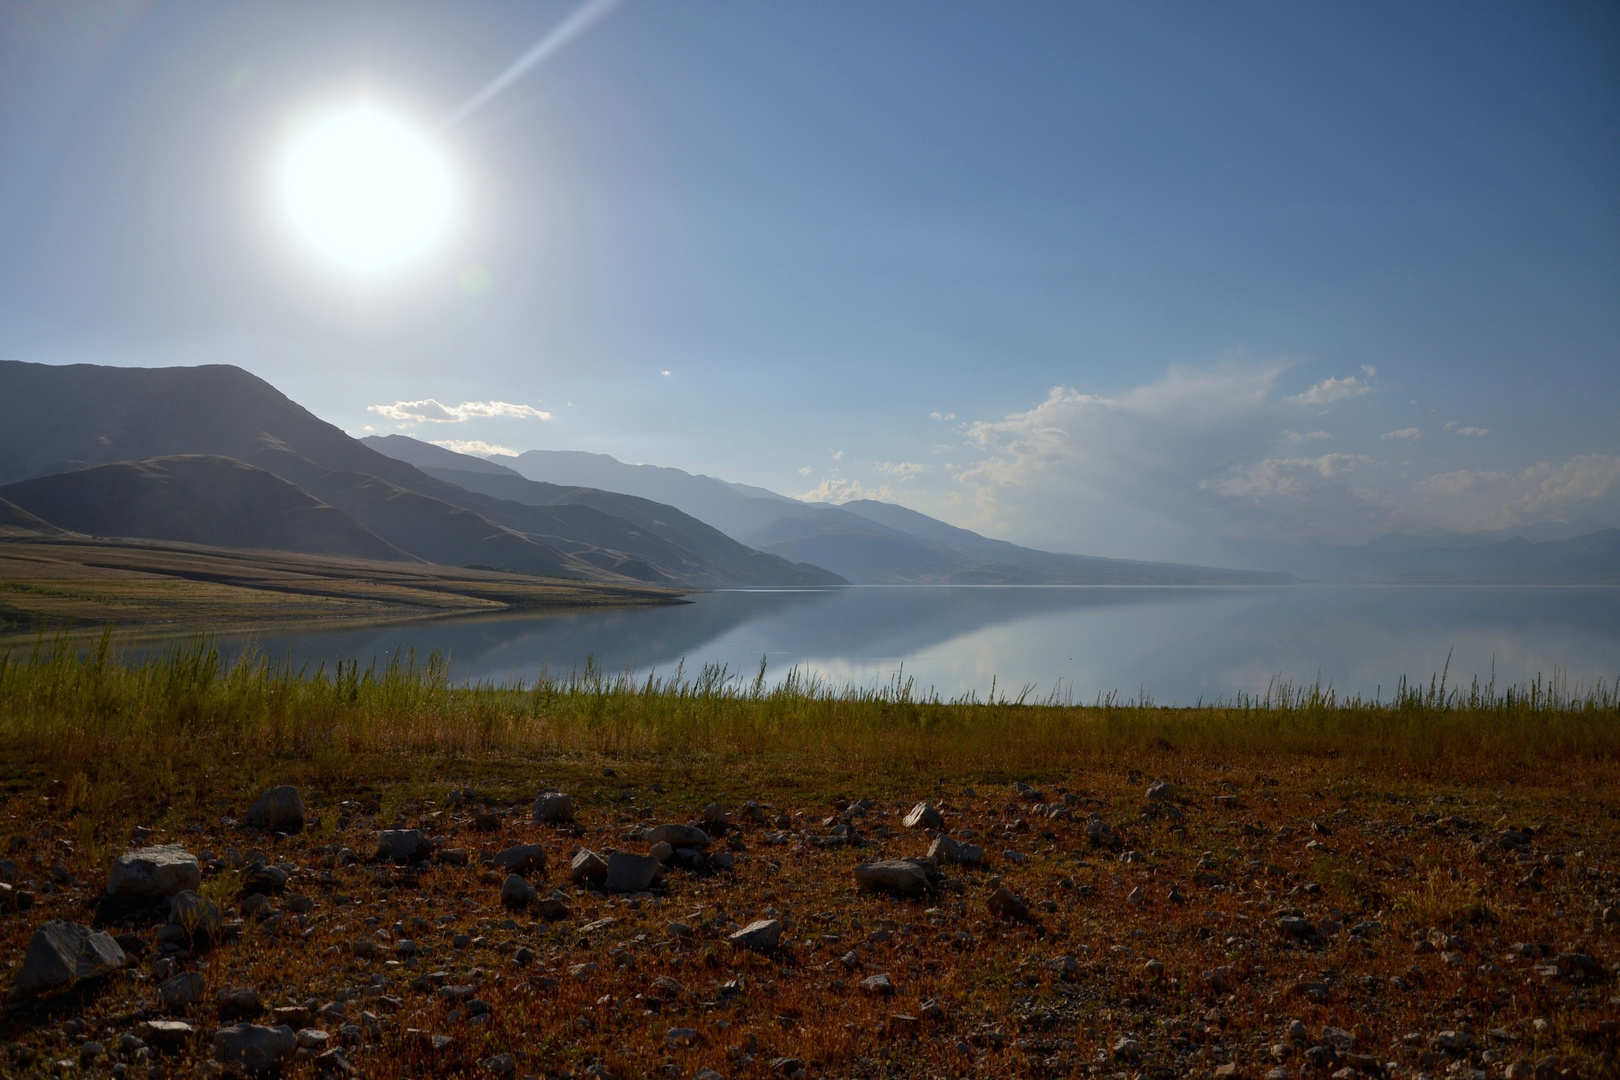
[{"xmin": 1, "ymin": 764, "xmax": 1616, "ymax": 1079}]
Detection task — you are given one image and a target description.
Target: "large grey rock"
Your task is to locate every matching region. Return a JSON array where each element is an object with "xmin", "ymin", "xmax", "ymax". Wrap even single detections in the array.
[
  {"xmin": 927, "ymin": 835, "xmax": 985, "ymax": 866},
  {"xmin": 169, "ymin": 890, "xmax": 224, "ymax": 942},
  {"xmin": 160, "ymin": 970, "xmax": 204, "ymax": 1007},
  {"xmin": 902, "ymin": 802, "xmax": 944, "ymax": 830},
  {"xmin": 1145, "ymin": 780, "xmax": 1175, "ymax": 802},
  {"xmin": 854, "ymin": 859, "xmax": 931, "ymax": 897},
  {"xmin": 107, "ymin": 845, "xmax": 200, "ymax": 899},
  {"xmin": 492, "ymin": 844, "xmax": 547, "ymax": 877},
  {"xmin": 214, "ymin": 1023, "xmax": 297, "ymax": 1077},
  {"xmin": 374, "ymin": 830, "xmax": 430, "ymax": 865},
  {"xmin": 729, "ymin": 919, "xmax": 782, "ymax": 952},
  {"xmin": 244, "ymin": 787, "xmax": 306, "ymax": 833},
  {"xmin": 532, "ymin": 790, "xmax": 574, "ymax": 824},
  {"xmin": 603, "ymin": 852, "xmax": 664, "ymax": 893},
  {"xmin": 570, "ymin": 849, "xmax": 608, "ymax": 886},
  {"xmin": 643, "ymin": 824, "xmax": 711, "ymax": 849},
  {"xmin": 13, "ymin": 920, "xmax": 127, "ymax": 997},
  {"xmin": 500, "ymin": 874, "xmax": 537, "ymax": 910}
]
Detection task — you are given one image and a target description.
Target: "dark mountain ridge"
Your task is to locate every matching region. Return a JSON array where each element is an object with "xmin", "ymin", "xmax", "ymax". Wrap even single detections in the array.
[
  {"xmin": 0, "ymin": 456, "xmax": 416, "ymax": 562},
  {"xmin": 0, "ymin": 361, "xmax": 842, "ymax": 586}
]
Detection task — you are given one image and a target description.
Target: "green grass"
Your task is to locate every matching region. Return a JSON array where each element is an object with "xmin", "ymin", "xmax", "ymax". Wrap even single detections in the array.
[{"xmin": 2, "ymin": 631, "xmax": 1615, "ymax": 820}]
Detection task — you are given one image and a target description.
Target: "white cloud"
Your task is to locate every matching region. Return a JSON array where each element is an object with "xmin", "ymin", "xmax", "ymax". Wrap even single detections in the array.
[
  {"xmin": 368, "ymin": 399, "xmax": 551, "ymax": 423},
  {"xmin": 661, "ymin": 370, "xmax": 672, "ymax": 377},
  {"xmin": 794, "ymin": 473, "xmax": 893, "ymax": 504},
  {"xmin": 1454, "ymin": 426, "xmax": 1489, "ymax": 437},
  {"xmin": 874, "ymin": 461, "xmax": 926, "ymax": 480},
  {"xmin": 831, "ymin": 449, "xmax": 844, "ymax": 461},
  {"xmin": 1285, "ymin": 375, "xmax": 1372, "ymax": 406},
  {"xmin": 1413, "ymin": 454, "xmax": 1620, "ymax": 531},
  {"xmin": 928, "ymin": 362, "xmax": 1609, "ymax": 558},
  {"xmin": 429, "ymin": 439, "xmax": 520, "ymax": 458},
  {"xmin": 1211, "ymin": 453, "xmax": 1374, "ymax": 500},
  {"xmin": 930, "ymin": 411, "xmax": 956, "ymax": 421},
  {"xmin": 796, "ymin": 465, "xmax": 813, "ymax": 476}
]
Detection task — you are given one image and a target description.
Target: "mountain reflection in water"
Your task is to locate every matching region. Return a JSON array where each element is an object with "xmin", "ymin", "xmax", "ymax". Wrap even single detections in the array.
[{"xmin": 188, "ymin": 585, "xmax": 1620, "ymax": 706}]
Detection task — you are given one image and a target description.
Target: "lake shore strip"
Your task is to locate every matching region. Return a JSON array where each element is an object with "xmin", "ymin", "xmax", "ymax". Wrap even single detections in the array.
[
  {"xmin": 0, "ymin": 649, "xmax": 1615, "ymax": 1078},
  {"xmin": 0, "ymin": 537, "xmax": 688, "ymax": 642}
]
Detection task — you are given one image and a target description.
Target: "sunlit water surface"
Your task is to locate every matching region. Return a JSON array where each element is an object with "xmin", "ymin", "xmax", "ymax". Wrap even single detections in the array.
[{"xmin": 187, "ymin": 585, "xmax": 1620, "ymax": 706}]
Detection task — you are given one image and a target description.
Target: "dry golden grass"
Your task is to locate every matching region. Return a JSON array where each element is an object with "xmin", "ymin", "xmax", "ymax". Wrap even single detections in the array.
[{"xmin": 0, "ymin": 538, "xmax": 683, "ymax": 641}]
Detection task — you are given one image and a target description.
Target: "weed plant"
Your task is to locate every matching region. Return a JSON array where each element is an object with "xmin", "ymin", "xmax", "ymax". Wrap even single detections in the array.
[{"xmin": 2, "ymin": 631, "xmax": 1615, "ymax": 815}]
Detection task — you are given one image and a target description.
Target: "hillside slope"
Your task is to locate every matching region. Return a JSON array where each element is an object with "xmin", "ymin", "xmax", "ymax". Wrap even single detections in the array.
[
  {"xmin": 0, "ymin": 456, "xmax": 415, "ymax": 562},
  {"xmin": 0, "ymin": 362, "xmax": 837, "ymax": 586},
  {"xmin": 485, "ymin": 440, "xmax": 1293, "ymax": 585}
]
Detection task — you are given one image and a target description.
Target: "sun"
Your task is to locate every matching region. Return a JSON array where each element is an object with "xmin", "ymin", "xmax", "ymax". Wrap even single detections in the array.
[{"xmin": 278, "ymin": 107, "xmax": 454, "ymax": 275}]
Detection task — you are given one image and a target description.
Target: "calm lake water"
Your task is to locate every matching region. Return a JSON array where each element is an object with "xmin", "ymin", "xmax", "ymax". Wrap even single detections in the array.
[{"xmin": 199, "ymin": 585, "xmax": 1619, "ymax": 706}]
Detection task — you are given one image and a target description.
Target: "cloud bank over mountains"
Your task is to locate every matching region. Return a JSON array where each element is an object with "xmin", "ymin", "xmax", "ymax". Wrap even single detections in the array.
[
  {"xmin": 778, "ymin": 363, "xmax": 1619, "ymax": 562},
  {"xmin": 370, "ymin": 360, "xmax": 1616, "ymax": 565}
]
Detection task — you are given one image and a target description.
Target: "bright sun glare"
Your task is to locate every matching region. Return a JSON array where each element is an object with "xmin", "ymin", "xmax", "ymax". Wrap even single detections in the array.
[{"xmin": 278, "ymin": 107, "xmax": 453, "ymax": 275}]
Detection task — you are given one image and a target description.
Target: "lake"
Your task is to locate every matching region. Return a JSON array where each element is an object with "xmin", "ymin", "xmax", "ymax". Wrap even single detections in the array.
[{"xmin": 203, "ymin": 585, "xmax": 1619, "ymax": 705}]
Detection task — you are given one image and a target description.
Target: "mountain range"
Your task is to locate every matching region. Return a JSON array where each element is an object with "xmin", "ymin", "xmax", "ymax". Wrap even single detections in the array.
[
  {"xmin": 364, "ymin": 436, "xmax": 1293, "ymax": 586},
  {"xmin": 0, "ymin": 361, "xmax": 838, "ymax": 587},
  {"xmin": 4, "ymin": 359, "xmax": 1606, "ymax": 587}
]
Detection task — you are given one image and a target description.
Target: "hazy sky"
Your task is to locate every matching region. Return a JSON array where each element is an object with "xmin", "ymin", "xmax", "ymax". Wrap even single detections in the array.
[{"xmin": 2, "ymin": 1, "xmax": 1617, "ymax": 562}]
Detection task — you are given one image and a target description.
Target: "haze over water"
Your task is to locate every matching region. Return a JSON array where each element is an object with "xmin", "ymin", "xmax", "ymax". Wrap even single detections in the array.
[{"xmin": 212, "ymin": 586, "xmax": 1619, "ymax": 706}]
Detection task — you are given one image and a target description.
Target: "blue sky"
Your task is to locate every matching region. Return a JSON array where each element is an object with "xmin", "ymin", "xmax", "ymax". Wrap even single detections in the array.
[{"xmin": 2, "ymin": 1, "xmax": 1616, "ymax": 563}]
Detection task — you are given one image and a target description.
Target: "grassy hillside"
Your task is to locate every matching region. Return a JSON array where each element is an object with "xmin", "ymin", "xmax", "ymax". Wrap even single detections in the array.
[{"xmin": 0, "ymin": 537, "xmax": 683, "ymax": 638}]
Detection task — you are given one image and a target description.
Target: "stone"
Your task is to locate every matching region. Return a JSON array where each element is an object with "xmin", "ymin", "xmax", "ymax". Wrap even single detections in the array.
[
  {"xmin": 374, "ymin": 830, "xmax": 431, "ymax": 865},
  {"xmin": 500, "ymin": 873, "xmax": 537, "ymax": 909},
  {"xmin": 219, "ymin": 987, "xmax": 265, "ymax": 1021},
  {"xmin": 728, "ymin": 919, "xmax": 782, "ymax": 952},
  {"xmin": 537, "ymin": 895, "xmax": 572, "ymax": 921},
  {"xmin": 644, "ymin": 824, "xmax": 712, "ymax": 849},
  {"xmin": 903, "ymin": 802, "xmax": 944, "ymax": 830},
  {"xmin": 1146, "ymin": 780, "xmax": 1175, "ymax": 801},
  {"xmin": 296, "ymin": 1029, "xmax": 330, "ymax": 1050},
  {"xmin": 649, "ymin": 840, "xmax": 675, "ymax": 863},
  {"xmin": 214, "ymin": 1023, "xmax": 297, "ymax": 1077},
  {"xmin": 1086, "ymin": 818, "xmax": 1118, "ymax": 848},
  {"xmin": 1277, "ymin": 916, "xmax": 1316, "ymax": 939},
  {"xmin": 860, "ymin": 972, "xmax": 895, "ymax": 995},
  {"xmin": 854, "ymin": 859, "xmax": 931, "ymax": 897},
  {"xmin": 169, "ymin": 890, "xmax": 225, "ymax": 943},
  {"xmin": 699, "ymin": 802, "xmax": 727, "ymax": 827},
  {"xmin": 492, "ymin": 844, "xmax": 547, "ymax": 877},
  {"xmin": 666, "ymin": 1027, "xmax": 699, "ymax": 1047},
  {"xmin": 533, "ymin": 790, "xmax": 575, "ymax": 824},
  {"xmin": 244, "ymin": 787, "xmax": 306, "ymax": 833},
  {"xmin": 483, "ymin": 1053, "xmax": 517, "ymax": 1075},
  {"xmin": 107, "ymin": 845, "xmax": 200, "ymax": 899},
  {"xmin": 160, "ymin": 970, "xmax": 204, "ymax": 1007},
  {"xmin": 933, "ymin": 835, "xmax": 978, "ymax": 867},
  {"xmin": 139, "ymin": 1019, "xmax": 196, "ymax": 1047},
  {"xmin": 13, "ymin": 920, "xmax": 127, "ymax": 997},
  {"xmin": 987, "ymin": 886, "xmax": 1034, "ymax": 922},
  {"xmin": 242, "ymin": 865, "xmax": 288, "ymax": 895},
  {"xmin": 604, "ymin": 852, "xmax": 665, "ymax": 893},
  {"xmin": 571, "ymin": 849, "xmax": 609, "ymax": 885},
  {"xmin": 1113, "ymin": 1036, "xmax": 1142, "ymax": 1062}
]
